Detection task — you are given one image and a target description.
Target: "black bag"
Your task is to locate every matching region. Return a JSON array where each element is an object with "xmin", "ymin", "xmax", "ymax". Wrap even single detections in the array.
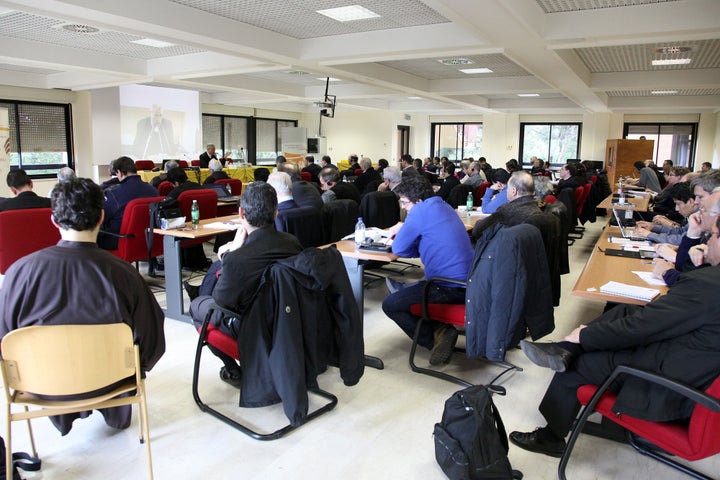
[
  {"xmin": 149, "ymin": 198, "xmax": 184, "ymax": 230},
  {"xmin": 434, "ymin": 385, "xmax": 522, "ymax": 480},
  {"xmin": 0, "ymin": 436, "xmax": 41, "ymax": 480}
]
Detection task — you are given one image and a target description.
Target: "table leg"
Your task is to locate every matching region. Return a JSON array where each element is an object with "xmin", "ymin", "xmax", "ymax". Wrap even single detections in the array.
[
  {"xmin": 342, "ymin": 256, "xmax": 384, "ymax": 370},
  {"xmin": 163, "ymin": 235, "xmax": 192, "ymax": 323}
]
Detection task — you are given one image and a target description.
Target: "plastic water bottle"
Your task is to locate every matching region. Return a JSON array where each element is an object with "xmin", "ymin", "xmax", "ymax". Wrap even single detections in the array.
[
  {"xmin": 191, "ymin": 200, "xmax": 200, "ymax": 230},
  {"xmin": 466, "ymin": 192, "xmax": 473, "ymax": 214},
  {"xmin": 618, "ymin": 185, "xmax": 625, "ymax": 205},
  {"xmin": 354, "ymin": 217, "xmax": 366, "ymax": 245}
]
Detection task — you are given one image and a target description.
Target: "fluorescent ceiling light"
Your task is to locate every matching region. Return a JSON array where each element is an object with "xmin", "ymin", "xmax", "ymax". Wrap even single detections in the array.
[
  {"xmin": 408, "ymin": 96, "xmax": 421, "ymax": 100},
  {"xmin": 317, "ymin": 77, "xmax": 340, "ymax": 82},
  {"xmin": 0, "ymin": 8, "xmax": 14, "ymax": 15},
  {"xmin": 459, "ymin": 68, "xmax": 493, "ymax": 74},
  {"xmin": 131, "ymin": 38, "xmax": 175, "ymax": 48},
  {"xmin": 317, "ymin": 5, "xmax": 380, "ymax": 22},
  {"xmin": 517, "ymin": 93, "xmax": 540, "ymax": 97},
  {"xmin": 651, "ymin": 90, "xmax": 678, "ymax": 95},
  {"xmin": 651, "ymin": 58, "xmax": 691, "ymax": 66}
]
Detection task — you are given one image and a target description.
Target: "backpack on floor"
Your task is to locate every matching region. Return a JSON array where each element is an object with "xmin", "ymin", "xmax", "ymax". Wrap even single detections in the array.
[
  {"xmin": 0, "ymin": 436, "xmax": 41, "ymax": 480},
  {"xmin": 434, "ymin": 384, "xmax": 522, "ymax": 480}
]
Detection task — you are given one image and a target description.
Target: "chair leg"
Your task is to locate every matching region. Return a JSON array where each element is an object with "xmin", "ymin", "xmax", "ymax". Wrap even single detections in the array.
[
  {"xmin": 408, "ymin": 317, "xmax": 472, "ymax": 388},
  {"xmin": 23, "ymin": 405, "xmax": 37, "ymax": 458},
  {"xmin": 138, "ymin": 384, "xmax": 154, "ymax": 480},
  {"xmin": 6, "ymin": 405, "xmax": 12, "ymax": 480},
  {"xmin": 626, "ymin": 432, "xmax": 714, "ymax": 480}
]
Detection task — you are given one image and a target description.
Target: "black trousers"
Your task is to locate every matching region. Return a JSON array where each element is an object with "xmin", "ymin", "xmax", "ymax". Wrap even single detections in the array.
[{"xmin": 538, "ymin": 304, "xmax": 640, "ymax": 438}]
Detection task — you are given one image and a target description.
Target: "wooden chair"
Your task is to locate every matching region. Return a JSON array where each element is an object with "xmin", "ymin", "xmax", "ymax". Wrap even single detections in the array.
[{"xmin": 0, "ymin": 323, "xmax": 153, "ymax": 479}]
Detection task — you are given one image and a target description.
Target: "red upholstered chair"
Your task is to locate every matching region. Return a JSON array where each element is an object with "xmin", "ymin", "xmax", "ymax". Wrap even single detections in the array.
[
  {"xmin": 0, "ymin": 208, "xmax": 60, "ymax": 274},
  {"xmin": 177, "ymin": 160, "xmax": 189, "ymax": 169},
  {"xmin": 300, "ymin": 171, "xmax": 312, "ymax": 182},
  {"xmin": 353, "ymin": 169, "xmax": 362, "ymax": 176},
  {"xmin": 407, "ymin": 277, "xmax": 521, "ymax": 387},
  {"xmin": 106, "ymin": 196, "xmax": 165, "ymax": 269},
  {"xmin": 176, "ymin": 189, "xmax": 219, "ymax": 250},
  {"xmin": 191, "ymin": 160, "xmax": 200, "ymax": 167},
  {"xmin": 475, "ymin": 181, "xmax": 490, "ymax": 205},
  {"xmin": 214, "ymin": 178, "xmax": 242, "ymax": 196},
  {"xmin": 568, "ymin": 184, "xmax": 591, "ymax": 240},
  {"xmin": 559, "ymin": 366, "xmax": 720, "ymax": 480},
  {"xmin": 158, "ymin": 181, "xmax": 174, "ymax": 197},
  {"xmin": 544, "ymin": 194, "xmax": 558, "ymax": 204},
  {"xmin": 134, "ymin": 160, "xmax": 155, "ymax": 171},
  {"xmin": 192, "ymin": 303, "xmax": 338, "ymax": 440},
  {"xmin": 590, "ymin": 175, "xmax": 598, "ymax": 184}
]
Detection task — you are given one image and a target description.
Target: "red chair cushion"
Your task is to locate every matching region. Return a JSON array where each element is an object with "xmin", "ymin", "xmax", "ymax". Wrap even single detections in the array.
[
  {"xmin": 409, "ymin": 303, "xmax": 465, "ymax": 327},
  {"xmin": 191, "ymin": 160, "xmax": 200, "ymax": 167},
  {"xmin": 300, "ymin": 172, "xmax": 311, "ymax": 182},
  {"xmin": 0, "ymin": 208, "xmax": 60, "ymax": 274},
  {"xmin": 354, "ymin": 169, "xmax": 362, "ymax": 176},
  {"xmin": 215, "ymin": 178, "xmax": 243, "ymax": 195},
  {"xmin": 158, "ymin": 181, "xmax": 174, "ymax": 197},
  {"xmin": 199, "ymin": 324, "xmax": 239, "ymax": 360},
  {"xmin": 545, "ymin": 195, "xmax": 558, "ymax": 204},
  {"xmin": 178, "ymin": 160, "xmax": 189, "ymax": 169},
  {"xmin": 135, "ymin": 160, "xmax": 155, "ymax": 171}
]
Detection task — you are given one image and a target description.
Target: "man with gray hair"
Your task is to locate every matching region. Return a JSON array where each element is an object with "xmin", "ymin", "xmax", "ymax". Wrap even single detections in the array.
[
  {"xmin": 461, "ymin": 161, "xmax": 487, "ymax": 188},
  {"xmin": 472, "ymin": 171, "xmax": 538, "ymax": 239},
  {"xmin": 267, "ymin": 172, "xmax": 299, "ymax": 210},
  {"xmin": 353, "ymin": 156, "xmax": 382, "ymax": 194},
  {"xmin": 319, "ymin": 167, "xmax": 360, "ymax": 204},
  {"xmin": 151, "ymin": 159, "xmax": 178, "ymax": 188},
  {"xmin": 279, "ymin": 162, "xmax": 323, "ymax": 209},
  {"xmin": 378, "ymin": 166, "xmax": 402, "ymax": 193},
  {"xmin": 203, "ymin": 158, "xmax": 230, "ymax": 184},
  {"xmin": 199, "ymin": 143, "xmax": 220, "ymax": 168}
]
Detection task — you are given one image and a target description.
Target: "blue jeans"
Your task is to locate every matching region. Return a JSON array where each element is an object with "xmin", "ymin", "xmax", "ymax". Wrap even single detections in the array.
[{"xmin": 382, "ymin": 280, "xmax": 466, "ymax": 350}]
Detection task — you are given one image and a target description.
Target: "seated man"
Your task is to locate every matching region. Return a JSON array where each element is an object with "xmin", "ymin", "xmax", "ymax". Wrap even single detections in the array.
[
  {"xmin": 279, "ymin": 162, "xmax": 323, "ymax": 210},
  {"xmin": 320, "ymin": 155, "xmax": 338, "ymax": 170},
  {"xmin": 319, "ymin": 167, "xmax": 361, "ymax": 205},
  {"xmin": 643, "ymin": 166, "xmax": 690, "ymax": 222},
  {"xmin": 481, "ymin": 169, "xmax": 511, "ymax": 214},
  {"xmin": 353, "ymin": 157, "xmax": 382, "ymax": 194},
  {"xmin": 628, "ymin": 160, "xmax": 662, "ymax": 193},
  {"xmin": 400, "ymin": 154, "xmax": 420, "ymax": 178},
  {"xmin": 98, "ymin": 156, "xmax": 160, "ymax": 250},
  {"xmin": 462, "ymin": 161, "xmax": 487, "ymax": 189},
  {"xmin": 0, "ymin": 169, "xmax": 51, "ymax": 212},
  {"xmin": 632, "ymin": 182, "xmax": 696, "ymax": 245},
  {"xmin": 552, "ymin": 163, "xmax": 581, "ymax": 195},
  {"xmin": 0, "ymin": 178, "xmax": 165, "ymax": 435},
  {"xmin": 202, "ymin": 159, "xmax": 230, "ymax": 184},
  {"xmin": 188, "ymin": 183, "xmax": 303, "ymax": 387},
  {"xmin": 151, "ymin": 160, "xmax": 178, "ymax": 188},
  {"xmin": 435, "ymin": 163, "xmax": 459, "ymax": 201},
  {"xmin": 472, "ymin": 171, "xmax": 540, "ymax": 239},
  {"xmin": 100, "ymin": 161, "xmax": 121, "ymax": 190},
  {"xmin": 510, "ymin": 213, "xmax": 720, "ymax": 457},
  {"xmin": 301, "ymin": 155, "xmax": 321, "ymax": 183},
  {"xmin": 164, "ymin": 166, "xmax": 202, "ymax": 200},
  {"xmin": 340, "ymin": 154, "xmax": 361, "ymax": 178},
  {"xmin": 267, "ymin": 172, "xmax": 299, "ymax": 210},
  {"xmin": 199, "ymin": 143, "xmax": 221, "ymax": 168},
  {"xmin": 382, "ymin": 177, "xmax": 473, "ymax": 365}
]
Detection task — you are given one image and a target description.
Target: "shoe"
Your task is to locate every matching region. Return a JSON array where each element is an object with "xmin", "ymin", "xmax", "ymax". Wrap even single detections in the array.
[
  {"xmin": 183, "ymin": 281, "xmax": 200, "ymax": 301},
  {"xmin": 509, "ymin": 427, "xmax": 566, "ymax": 458},
  {"xmin": 219, "ymin": 366, "xmax": 243, "ymax": 389},
  {"xmin": 429, "ymin": 326, "xmax": 459, "ymax": 365},
  {"xmin": 385, "ymin": 277, "xmax": 405, "ymax": 294},
  {"xmin": 520, "ymin": 340, "xmax": 573, "ymax": 372}
]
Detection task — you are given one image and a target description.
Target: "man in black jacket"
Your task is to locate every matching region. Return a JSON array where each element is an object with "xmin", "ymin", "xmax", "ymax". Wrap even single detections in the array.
[
  {"xmin": 189, "ymin": 182, "xmax": 303, "ymax": 387},
  {"xmin": 435, "ymin": 163, "xmax": 459, "ymax": 201},
  {"xmin": 198, "ymin": 143, "xmax": 221, "ymax": 168},
  {"xmin": 0, "ymin": 169, "xmax": 51, "ymax": 212},
  {"xmin": 510, "ymin": 216, "xmax": 720, "ymax": 457},
  {"xmin": 353, "ymin": 157, "xmax": 382, "ymax": 194}
]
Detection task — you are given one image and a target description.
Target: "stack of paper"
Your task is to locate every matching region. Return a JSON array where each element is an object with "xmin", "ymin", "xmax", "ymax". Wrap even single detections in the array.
[{"xmin": 600, "ymin": 281, "xmax": 660, "ymax": 302}]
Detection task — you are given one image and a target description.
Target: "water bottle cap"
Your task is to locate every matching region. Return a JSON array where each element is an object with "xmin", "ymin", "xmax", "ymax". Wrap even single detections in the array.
[{"xmin": 358, "ymin": 217, "xmax": 363, "ymax": 221}]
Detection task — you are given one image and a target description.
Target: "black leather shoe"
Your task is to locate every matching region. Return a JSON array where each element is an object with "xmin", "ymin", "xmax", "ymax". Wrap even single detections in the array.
[
  {"xmin": 183, "ymin": 281, "xmax": 200, "ymax": 301},
  {"xmin": 219, "ymin": 367, "xmax": 242, "ymax": 389},
  {"xmin": 520, "ymin": 340, "xmax": 573, "ymax": 372},
  {"xmin": 509, "ymin": 428, "xmax": 566, "ymax": 458}
]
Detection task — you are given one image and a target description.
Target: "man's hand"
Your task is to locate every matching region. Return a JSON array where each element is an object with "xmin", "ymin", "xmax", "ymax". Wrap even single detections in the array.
[
  {"xmin": 386, "ymin": 221, "xmax": 403, "ymax": 239},
  {"xmin": 652, "ymin": 258, "xmax": 673, "ymax": 279},
  {"xmin": 632, "ymin": 227, "xmax": 651, "ymax": 238},
  {"xmin": 563, "ymin": 325, "xmax": 586, "ymax": 344},
  {"xmin": 636, "ymin": 220, "xmax": 653, "ymax": 230},
  {"xmin": 652, "ymin": 215, "xmax": 678, "ymax": 227},
  {"xmin": 655, "ymin": 243, "xmax": 678, "ymax": 263},
  {"xmin": 689, "ymin": 244, "xmax": 708, "ymax": 267},
  {"xmin": 377, "ymin": 183, "xmax": 388, "ymax": 192},
  {"xmin": 218, "ymin": 225, "xmax": 247, "ymax": 261},
  {"xmin": 490, "ymin": 181, "xmax": 504, "ymax": 191},
  {"xmin": 687, "ymin": 211, "xmax": 703, "ymax": 238}
]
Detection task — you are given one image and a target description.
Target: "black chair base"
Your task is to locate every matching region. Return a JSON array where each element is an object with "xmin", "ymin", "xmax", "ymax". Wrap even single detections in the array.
[{"xmin": 192, "ymin": 312, "xmax": 338, "ymax": 441}]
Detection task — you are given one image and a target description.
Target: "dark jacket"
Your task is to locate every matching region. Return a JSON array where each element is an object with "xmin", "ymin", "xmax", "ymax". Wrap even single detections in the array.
[
  {"xmin": 235, "ymin": 247, "xmax": 364, "ymax": 425},
  {"xmin": 99, "ymin": 175, "xmax": 159, "ymax": 250},
  {"xmin": 292, "ymin": 180, "xmax": 323, "ymax": 210},
  {"xmin": 165, "ymin": 181, "xmax": 203, "ymax": 201},
  {"xmin": 202, "ymin": 171, "xmax": 230, "ymax": 184},
  {"xmin": 301, "ymin": 163, "xmax": 321, "ymax": 183},
  {"xmin": 581, "ymin": 265, "xmax": 720, "ymax": 422},
  {"xmin": 436, "ymin": 175, "xmax": 460, "ymax": 201},
  {"xmin": 330, "ymin": 182, "xmax": 361, "ymax": 204},
  {"xmin": 0, "ymin": 190, "xmax": 51, "ymax": 212},
  {"xmin": 199, "ymin": 152, "xmax": 223, "ymax": 168},
  {"xmin": 465, "ymin": 223, "xmax": 554, "ymax": 361},
  {"xmin": 353, "ymin": 167, "xmax": 381, "ymax": 195}
]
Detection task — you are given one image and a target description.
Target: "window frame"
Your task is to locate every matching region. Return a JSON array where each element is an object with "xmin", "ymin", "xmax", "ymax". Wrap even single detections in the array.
[
  {"xmin": 1, "ymin": 99, "xmax": 74, "ymax": 179},
  {"xmin": 622, "ymin": 122, "xmax": 698, "ymax": 170},
  {"xmin": 519, "ymin": 122, "xmax": 582, "ymax": 168},
  {"xmin": 430, "ymin": 122, "xmax": 483, "ymax": 162}
]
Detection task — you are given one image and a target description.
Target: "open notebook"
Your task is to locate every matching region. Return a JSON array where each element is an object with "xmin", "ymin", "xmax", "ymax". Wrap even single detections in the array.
[{"xmin": 600, "ymin": 281, "xmax": 660, "ymax": 302}]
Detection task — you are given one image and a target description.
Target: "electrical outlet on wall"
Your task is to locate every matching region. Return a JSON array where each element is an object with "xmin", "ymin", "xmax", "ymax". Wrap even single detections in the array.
[{"xmin": 506, "ymin": 145, "xmax": 513, "ymax": 151}]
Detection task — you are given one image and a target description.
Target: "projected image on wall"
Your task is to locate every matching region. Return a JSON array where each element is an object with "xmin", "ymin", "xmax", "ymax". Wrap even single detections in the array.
[{"xmin": 120, "ymin": 85, "xmax": 200, "ymax": 161}]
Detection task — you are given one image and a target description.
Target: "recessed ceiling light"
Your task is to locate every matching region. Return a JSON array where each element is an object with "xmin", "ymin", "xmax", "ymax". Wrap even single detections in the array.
[
  {"xmin": 438, "ymin": 58, "xmax": 473, "ymax": 66},
  {"xmin": 317, "ymin": 5, "xmax": 380, "ymax": 22},
  {"xmin": 651, "ymin": 58, "xmax": 691, "ymax": 66},
  {"xmin": 286, "ymin": 70, "xmax": 310, "ymax": 75},
  {"xmin": 651, "ymin": 90, "xmax": 679, "ymax": 95},
  {"xmin": 517, "ymin": 93, "xmax": 540, "ymax": 97},
  {"xmin": 0, "ymin": 8, "xmax": 14, "ymax": 16},
  {"xmin": 408, "ymin": 96, "xmax": 421, "ymax": 100},
  {"xmin": 131, "ymin": 38, "xmax": 175, "ymax": 48},
  {"xmin": 459, "ymin": 68, "xmax": 493, "ymax": 74},
  {"xmin": 316, "ymin": 77, "xmax": 341, "ymax": 82}
]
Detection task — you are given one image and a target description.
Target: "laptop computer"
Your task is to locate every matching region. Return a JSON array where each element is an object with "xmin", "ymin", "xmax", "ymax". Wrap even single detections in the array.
[
  {"xmin": 611, "ymin": 207, "xmax": 647, "ymax": 241},
  {"xmin": 204, "ymin": 184, "xmax": 241, "ymax": 203}
]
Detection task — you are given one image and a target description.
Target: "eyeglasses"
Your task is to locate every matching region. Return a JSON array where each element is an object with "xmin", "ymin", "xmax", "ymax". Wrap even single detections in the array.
[{"xmin": 400, "ymin": 199, "xmax": 413, "ymax": 206}]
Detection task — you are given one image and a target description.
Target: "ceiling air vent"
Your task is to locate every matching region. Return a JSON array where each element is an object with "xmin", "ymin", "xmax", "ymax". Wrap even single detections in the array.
[
  {"xmin": 437, "ymin": 58, "xmax": 473, "ymax": 66},
  {"xmin": 53, "ymin": 23, "xmax": 102, "ymax": 34},
  {"xmin": 652, "ymin": 46, "xmax": 692, "ymax": 54}
]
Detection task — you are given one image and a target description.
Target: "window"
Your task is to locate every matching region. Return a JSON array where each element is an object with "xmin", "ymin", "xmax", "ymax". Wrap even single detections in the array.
[
  {"xmin": 624, "ymin": 123, "xmax": 697, "ymax": 169},
  {"xmin": 256, "ymin": 118, "xmax": 297, "ymax": 165},
  {"xmin": 430, "ymin": 123, "xmax": 483, "ymax": 161},
  {"xmin": 0, "ymin": 101, "xmax": 73, "ymax": 178},
  {"xmin": 519, "ymin": 123, "xmax": 581, "ymax": 167}
]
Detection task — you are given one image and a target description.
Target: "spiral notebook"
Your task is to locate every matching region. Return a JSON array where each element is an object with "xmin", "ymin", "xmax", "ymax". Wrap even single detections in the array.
[{"xmin": 599, "ymin": 281, "xmax": 660, "ymax": 302}]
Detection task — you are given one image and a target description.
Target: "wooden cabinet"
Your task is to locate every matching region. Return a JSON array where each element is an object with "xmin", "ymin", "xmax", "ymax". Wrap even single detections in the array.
[{"xmin": 605, "ymin": 139, "xmax": 654, "ymax": 187}]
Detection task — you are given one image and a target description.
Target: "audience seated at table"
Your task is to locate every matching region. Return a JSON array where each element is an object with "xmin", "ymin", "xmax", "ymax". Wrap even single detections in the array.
[
  {"xmin": 481, "ymin": 169, "xmax": 511, "ymax": 214},
  {"xmin": 319, "ymin": 167, "xmax": 361, "ymax": 205},
  {"xmin": 353, "ymin": 157, "xmax": 382, "ymax": 195},
  {"xmin": 435, "ymin": 163, "xmax": 460, "ymax": 201},
  {"xmin": 461, "ymin": 161, "xmax": 487, "ymax": 188},
  {"xmin": 278, "ymin": 163, "xmax": 323, "ymax": 210},
  {"xmin": 151, "ymin": 159, "xmax": 178, "ymax": 188},
  {"xmin": 382, "ymin": 176, "xmax": 473, "ymax": 366},
  {"xmin": 340, "ymin": 154, "xmax": 361, "ymax": 178},
  {"xmin": 320, "ymin": 155, "xmax": 337, "ymax": 171},
  {"xmin": 267, "ymin": 172, "xmax": 299, "ymax": 211},
  {"xmin": 164, "ymin": 167, "xmax": 202, "ymax": 201},
  {"xmin": 530, "ymin": 156, "xmax": 546, "ymax": 175},
  {"xmin": 553, "ymin": 163, "xmax": 582, "ymax": 196},
  {"xmin": 632, "ymin": 182, "xmax": 696, "ymax": 245},
  {"xmin": 0, "ymin": 169, "xmax": 51, "ymax": 212},
  {"xmin": 98, "ymin": 156, "xmax": 159, "ymax": 250},
  {"xmin": 301, "ymin": 155, "xmax": 321, "ymax": 183},
  {"xmin": 400, "ymin": 154, "xmax": 420, "ymax": 178},
  {"xmin": 627, "ymin": 160, "xmax": 662, "ymax": 193},
  {"xmin": 202, "ymin": 159, "xmax": 230, "ymax": 184},
  {"xmin": 0, "ymin": 178, "xmax": 165, "ymax": 435},
  {"xmin": 187, "ymin": 183, "xmax": 303, "ymax": 388},
  {"xmin": 642, "ymin": 166, "xmax": 690, "ymax": 222},
  {"xmin": 509, "ymin": 212, "xmax": 720, "ymax": 458}
]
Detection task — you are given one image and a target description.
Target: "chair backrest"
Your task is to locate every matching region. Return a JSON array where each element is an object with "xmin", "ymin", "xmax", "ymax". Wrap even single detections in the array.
[
  {"xmin": 354, "ymin": 169, "xmax": 362, "ymax": 177},
  {"xmin": 1, "ymin": 323, "xmax": 137, "ymax": 397},
  {"xmin": 215, "ymin": 178, "xmax": 243, "ymax": 195},
  {"xmin": 475, "ymin": 181, "xmax": 490, "ymax": 205},
  {"xmin": 134, "ymin": 160, "xmax": 155, "ymax": 171},
  {"xmin": 158, "ymin": 180, "xmax": 174, "ymax": 197},
  {"xmin": 110, "ymin": 196, "xmax": 165, "ymax": 263},
  {"xmin": 0, "ymin": 208, "xmax": 60, "ymax": 274},
  {"xmin": 688, "ymin": 374, "xmax": 720, "ymax": 455},
  {"xmin": 177, "ymin": 160, "xmax": 189, "ymax": 169},
  {"xmin": 575, "ymin": 183, "xmax": 591, "ymax": 216},
  {"xmin": 446, "ymin": 183, "xmax": 475, "ymax": 209},
  {"xmin": 275, "ymin": 207, "xmax": 325, "ymax": 248},
  {"xmin": 300, "ymin": 171, "xmax": 312, "ymax": 182},
  {"xmin": 322, "ymin": 199, "xmax": 359, "ymax": 243},
  {"xmin": 191, "ymin": 160, "xmax": 200, "ymax": 167},
  {"xmin": 544, "ymin": 194, "xmax": 558, "ymax": 204},
  {"xmin": 359, "ymin": 191, "xmax": 400, "ymax": 229},
  {"xmin": 178, "ymin": 189, "xmax": 218, "ymax": 220}
]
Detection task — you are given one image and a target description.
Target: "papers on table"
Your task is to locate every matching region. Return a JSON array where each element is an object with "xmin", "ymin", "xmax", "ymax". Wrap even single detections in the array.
[
  {"xmin": 203, "ymin": 220, "xmax": 242, "ymax": 230},
  {"xmin": 600, "ymin": 281, "xmax": 660, "ymax": 302},
  {"xmin": 342, "ymin": 227, "xmax": 393, "ymax": 244},
  {"xmin": 633, "ymin": 271, "xmax": 667, "ymax": 287}
]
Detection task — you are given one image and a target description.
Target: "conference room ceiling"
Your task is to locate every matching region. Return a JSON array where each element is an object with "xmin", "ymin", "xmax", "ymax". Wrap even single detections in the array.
[{"xmin": 0, "ymin": 0, "xmax": 718, "ymax": 115}]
